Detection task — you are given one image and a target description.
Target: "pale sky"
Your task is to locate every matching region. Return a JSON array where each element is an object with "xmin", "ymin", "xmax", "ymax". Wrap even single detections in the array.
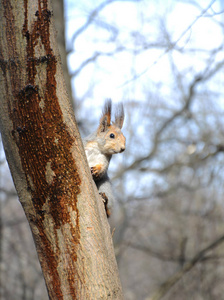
[{"xmin": 64, "ymin": 0, "xmax": 224, "ymax": 108}]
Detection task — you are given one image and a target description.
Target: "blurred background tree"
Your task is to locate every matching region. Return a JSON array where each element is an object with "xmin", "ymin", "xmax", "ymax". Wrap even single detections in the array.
[{"xmin": 1, "ymin": 0, "xmax": 224, "ymax": 299}]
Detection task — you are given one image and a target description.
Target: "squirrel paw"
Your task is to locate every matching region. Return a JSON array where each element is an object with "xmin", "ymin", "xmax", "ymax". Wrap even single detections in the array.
[
  {"xmin": 99, "ymin": 192, "xmax": 111, "ymax": 218},
  {"xmin": 91, "ymin": 164, "xmax": 103, "ymax": 178}
]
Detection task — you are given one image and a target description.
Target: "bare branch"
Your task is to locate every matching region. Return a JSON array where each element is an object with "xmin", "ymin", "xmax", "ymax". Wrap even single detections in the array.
[
  {"xmin": 71, "ymin": 47, "xmax": 124, "ymax": 78},
  {"xmin": 120, "ymin": 0, "xmax": 216, "ymax": 87},
  {"xmin": 69, "ymin": 0, "xmax": 140, "ymax": 51},
  {"xmin": 113, "ymin": 75, "xmax": 203, "ymax": 180},
  {"xmin": 145, "ymin": 233, "xmax": 224, "ymax": 300}
]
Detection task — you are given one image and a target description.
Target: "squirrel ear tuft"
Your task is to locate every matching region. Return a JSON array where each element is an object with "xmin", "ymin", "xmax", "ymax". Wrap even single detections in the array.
[
  {"xmin": 98, "ymin": 99, "xmax": 112, "ymax": 133},
  {"xmin": 115, "ymin": 103, "xmax": 124, "ymax": 129},
  {"xmin": 98, "ymin": 116, "xmax": 108, "ymax": 133},
  {"xmin": 103, "ymin": 99, "xmax": 112, "ymax": 125}
]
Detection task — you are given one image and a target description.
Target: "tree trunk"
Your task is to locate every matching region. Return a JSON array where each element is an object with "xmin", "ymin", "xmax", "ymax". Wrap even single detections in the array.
[
  {"xmin": 51, "ymin": 0, "xmax": 73, "ymax": 108},
  {"xmin": 0, "ymin": 0, "xmax": 123, "ymax": 299}
]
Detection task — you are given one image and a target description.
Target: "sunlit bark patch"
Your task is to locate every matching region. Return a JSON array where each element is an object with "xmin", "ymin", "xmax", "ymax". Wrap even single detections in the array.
[{"xmin": 45, "ymin": 161, "xmax": 55, "ymax": 185}]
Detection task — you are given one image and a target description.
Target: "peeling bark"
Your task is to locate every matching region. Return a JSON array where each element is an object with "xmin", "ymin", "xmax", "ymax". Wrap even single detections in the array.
[{"xmin": 0, "ymin": 0, "xmax": 123, "ymax": 299}]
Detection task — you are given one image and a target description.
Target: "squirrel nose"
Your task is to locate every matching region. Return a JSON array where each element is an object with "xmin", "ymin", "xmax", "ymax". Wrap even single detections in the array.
[{"xmin": 120, "ymin": 147, "xmax": 125, "ymax": 153}]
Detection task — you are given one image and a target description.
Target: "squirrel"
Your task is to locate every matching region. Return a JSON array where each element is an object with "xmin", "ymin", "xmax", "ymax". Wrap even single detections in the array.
[{"xmin": 83, "ymin": 99, "xmax": 126, "ymax": 217}]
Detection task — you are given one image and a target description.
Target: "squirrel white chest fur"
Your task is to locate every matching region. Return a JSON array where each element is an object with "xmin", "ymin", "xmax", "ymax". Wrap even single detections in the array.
[{"xmin": 85, "ymin": 141, "xmax": 110, "ymax": 176}]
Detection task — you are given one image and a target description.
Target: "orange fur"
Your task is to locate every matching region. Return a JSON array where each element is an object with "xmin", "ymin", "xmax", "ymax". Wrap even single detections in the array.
[{"xmin": 91, "ymin": 164, "xmax": 104, "ymax": 177}]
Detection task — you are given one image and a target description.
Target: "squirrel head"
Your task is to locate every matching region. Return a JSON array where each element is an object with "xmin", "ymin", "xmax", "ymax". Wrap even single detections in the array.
[{"xmin": 97, "ymin": 99, "xmax": 126, "ymax": 155}]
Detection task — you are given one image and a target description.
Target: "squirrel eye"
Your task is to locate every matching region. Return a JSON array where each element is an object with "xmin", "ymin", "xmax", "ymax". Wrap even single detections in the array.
[{"xmin": 110, "ymin": 133, "xmax": 115, "ymax": 139}]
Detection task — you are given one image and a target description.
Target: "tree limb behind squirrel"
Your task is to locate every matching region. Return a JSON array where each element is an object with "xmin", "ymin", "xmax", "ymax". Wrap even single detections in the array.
[{"xmin": 83, "ymin": 99, "xmax": 126, "ymax": 217}]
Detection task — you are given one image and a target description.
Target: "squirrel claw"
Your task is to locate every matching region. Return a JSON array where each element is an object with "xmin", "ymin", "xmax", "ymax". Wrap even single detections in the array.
[
  {"xmin": 99, "ymin": 192, "xmax": 111, "ymax": 218},
  {"xmin": 91, "ymin": 164, "xmax": 103, "ymax": 178},
  {"xmin": 90, "ymin": 166, "xmax": 98, "ymax": 177}
]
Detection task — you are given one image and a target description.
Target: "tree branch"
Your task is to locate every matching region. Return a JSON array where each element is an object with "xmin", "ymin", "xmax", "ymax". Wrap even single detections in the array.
[{"xmin": 145, "ymin": 233, "xmax": 224, "ymax": 300}]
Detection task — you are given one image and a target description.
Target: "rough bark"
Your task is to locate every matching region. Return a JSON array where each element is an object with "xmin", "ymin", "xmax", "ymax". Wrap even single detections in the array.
[{"xmin": 0, "ymin": 0, "xmax": 123, "ymax": 299}]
